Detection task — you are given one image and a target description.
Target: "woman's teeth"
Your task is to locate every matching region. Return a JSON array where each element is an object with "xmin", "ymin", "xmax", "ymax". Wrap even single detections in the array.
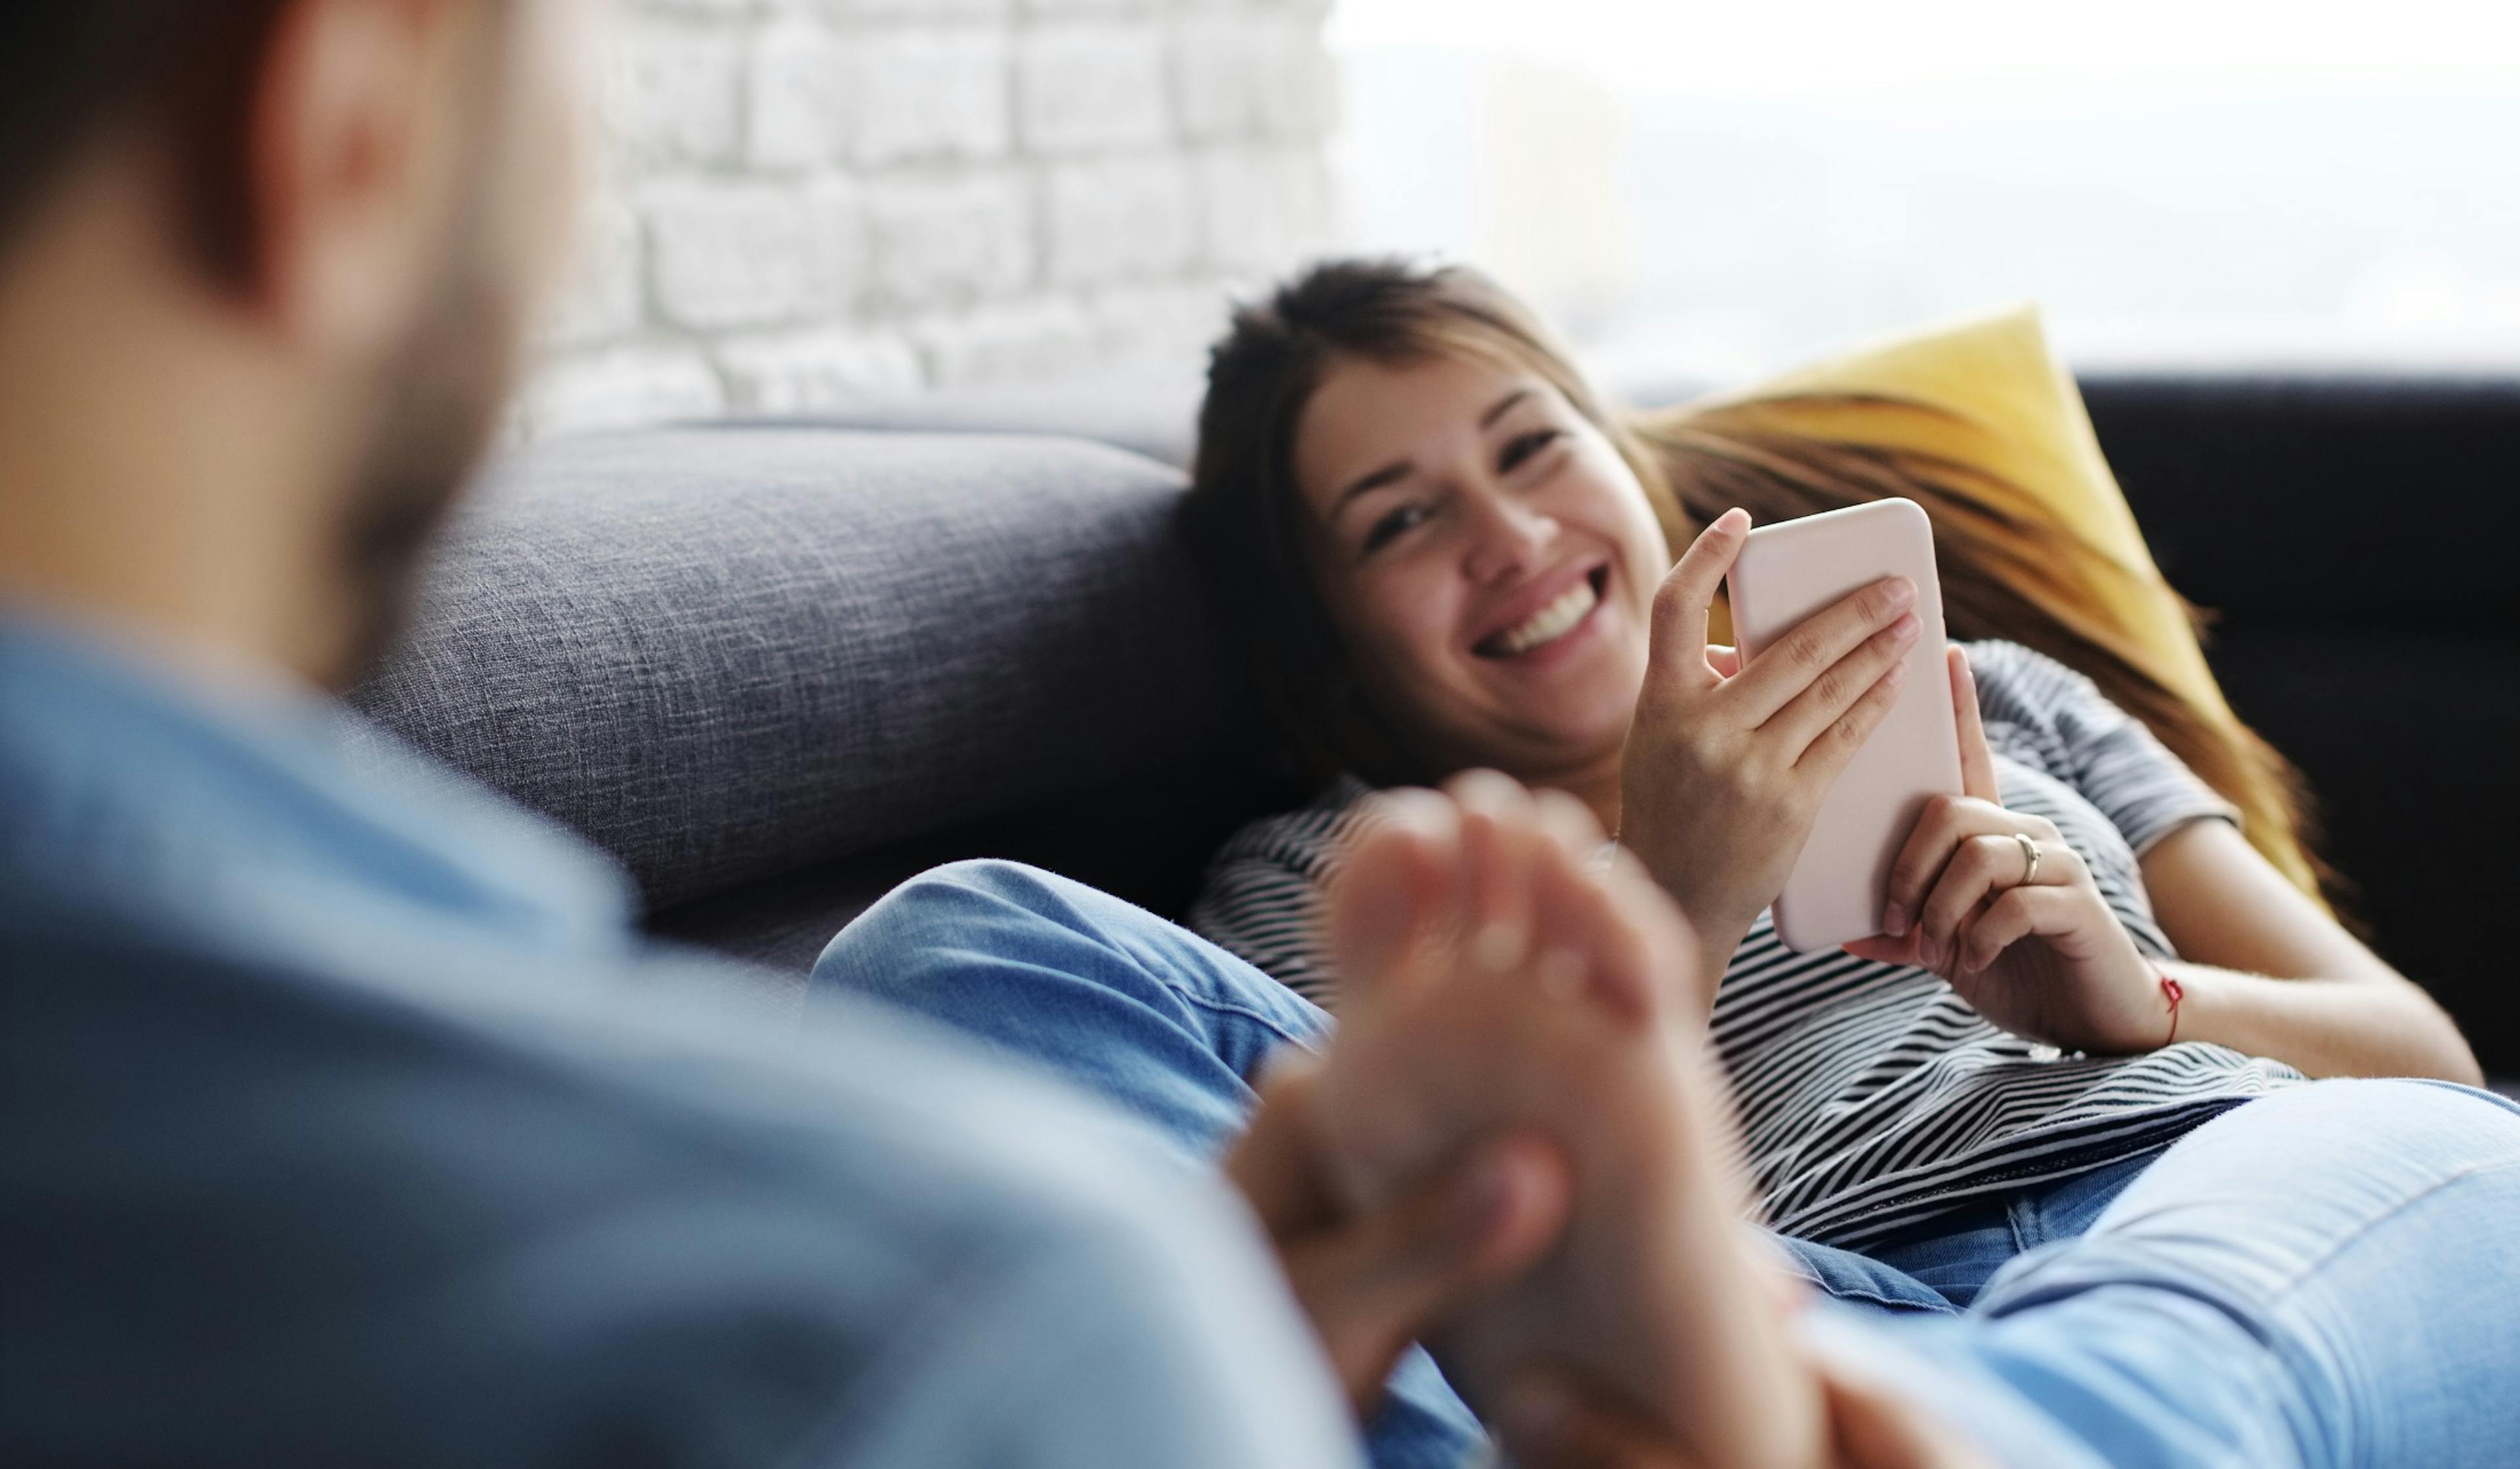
[{"xmin": 1492, "ymin": 576, "xmax": 1600, "ymax": 656}]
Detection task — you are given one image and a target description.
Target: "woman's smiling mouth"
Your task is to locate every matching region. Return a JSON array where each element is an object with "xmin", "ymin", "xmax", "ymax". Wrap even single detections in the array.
[{"xmin": 1477, "ymin": 567, "xmax": 1608, "ymax": 659}]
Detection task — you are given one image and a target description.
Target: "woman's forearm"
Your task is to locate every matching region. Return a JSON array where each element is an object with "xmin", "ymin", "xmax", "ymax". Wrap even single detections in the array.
[
  {"xmin": 2142, "ymin": 819, "xmax": 2483, "ymax": 1085},
  {"xmin": 2162, "ymin": 959, "xmax": 2483, "ymax": 1086}
]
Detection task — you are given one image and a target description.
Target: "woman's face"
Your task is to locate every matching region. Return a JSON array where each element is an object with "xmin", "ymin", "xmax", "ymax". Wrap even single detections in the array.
[{"xmin": 1293, "ymin": 350, "xmax": 1674, "ymax": 781}]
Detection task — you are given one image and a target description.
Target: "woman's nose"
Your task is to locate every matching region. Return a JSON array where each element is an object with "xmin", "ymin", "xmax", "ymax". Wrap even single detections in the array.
[{"xmin": 1462, "ymin": 489, "xmax": 1557, "ymax": 584}]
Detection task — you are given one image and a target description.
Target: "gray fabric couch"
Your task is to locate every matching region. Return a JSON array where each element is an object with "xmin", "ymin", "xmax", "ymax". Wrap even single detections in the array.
[
  {"xmin": 353, "ymin": 374, "xmax": 2519, "ymax": 1076},
  {"xmin": 352, "ymin": 424, "xmax": 1286, "ymax": 1013}
]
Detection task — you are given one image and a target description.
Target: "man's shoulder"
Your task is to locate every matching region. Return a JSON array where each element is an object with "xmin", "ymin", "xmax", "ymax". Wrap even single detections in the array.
[
  {"xmin": 0, "ymin": 919, "xmax": 1332, "ymax": 1467},
  {"xmin": 0, "ymin": 907, "xmax": 1221, "ymax": 1264}
]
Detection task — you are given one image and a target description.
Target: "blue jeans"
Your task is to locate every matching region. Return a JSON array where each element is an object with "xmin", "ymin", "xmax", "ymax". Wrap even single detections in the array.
[
  {"xmin": 813, "ymin": 861, "xmax": 2520, "ymax": 1468},
  {"xmin": 1861, "ymin": 1148, "xmax": 2167, "ymax": 1309},
  {"xmin": 812, "ymin": 862, "xmax": 1952, "ymax": 1468},
  {"xmin": 1827, "ymin": 1074, "xmax": 2520, "ymax": 1468}
]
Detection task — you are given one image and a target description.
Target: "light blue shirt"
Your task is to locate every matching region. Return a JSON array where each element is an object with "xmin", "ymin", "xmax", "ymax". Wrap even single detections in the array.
[{"xmin": 0, "ymin": 618, "xmax": 1362, "ymax": 1468}]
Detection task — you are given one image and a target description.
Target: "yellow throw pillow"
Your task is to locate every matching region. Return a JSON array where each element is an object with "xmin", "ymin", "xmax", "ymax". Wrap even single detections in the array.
[{"xmin": 1667, "ymin": 308, "xmax": 2320, "ymax": 898}]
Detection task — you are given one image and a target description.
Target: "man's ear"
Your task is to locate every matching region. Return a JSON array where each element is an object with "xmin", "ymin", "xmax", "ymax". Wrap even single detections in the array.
[{"xmin": 247, "ymin": 0, "xmax": 474, "ymax": 358}]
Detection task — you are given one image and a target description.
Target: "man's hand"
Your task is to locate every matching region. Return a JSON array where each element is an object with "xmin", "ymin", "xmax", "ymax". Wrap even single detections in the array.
[
  {"xmin": 1225, "ymin": 1050, "xmax": 1574, "ymax": 1414},
  {"xmin": 1496, "ymin": 1362, "xmax": 1994, "ymax": 1469}
]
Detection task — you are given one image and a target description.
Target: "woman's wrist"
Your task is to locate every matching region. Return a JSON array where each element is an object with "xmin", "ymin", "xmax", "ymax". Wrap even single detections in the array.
[
  {"xmin": 1620, "ymin": 838, "xmax": 1734, "ymax": 945},
  {"xmin": 2143, "ymin": 961, "xmax": 2282, "ymax": 1063},
  {"xmin": 1658, "ymin": 879, "xmax": 1756, "ymax": 999},
  {"xmin": 1648, "ymin": 871, "xmax": 1747, "ymax": 1015},
  {"xmin": 1596, "ymin": 824, "xmax": 1743, "ymax": 1016},
  {"xmin": 2144, "ymin": 960, "xmax": 2483, "ymax": 1084},
  {"xmin": 1689, "ymin": 928, "xmax": 1744, "ymax": 1014},
  {"xmin": 2149, "ymin": 961, "xmax": 2278, "ymax": 1058}
]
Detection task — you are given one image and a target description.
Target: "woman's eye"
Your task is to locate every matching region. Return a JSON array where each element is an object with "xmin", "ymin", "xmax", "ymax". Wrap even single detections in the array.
[
  {"xmin": 1499, "ymin": 428, "xmax": 1564, "ymax": 474},
  {"xmin": 1361, "ymin": 504, "xmax": 1430, "ymax": 556}
]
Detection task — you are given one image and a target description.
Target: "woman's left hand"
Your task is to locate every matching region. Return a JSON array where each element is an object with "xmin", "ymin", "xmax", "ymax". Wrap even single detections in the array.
[{"xmin": 1843, "ymin": 648, "xmax": 2172, "ymax": 1056}]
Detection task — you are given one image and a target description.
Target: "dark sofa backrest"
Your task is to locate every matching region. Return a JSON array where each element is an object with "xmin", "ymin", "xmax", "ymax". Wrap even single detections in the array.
[
  {"xmin": 2082, "ymin": 376, "xmax": 2520, "ymax": 634},
  {"xmin": 2082, "ymin": 377, "xmax": 2520, "ymax": 1073}
]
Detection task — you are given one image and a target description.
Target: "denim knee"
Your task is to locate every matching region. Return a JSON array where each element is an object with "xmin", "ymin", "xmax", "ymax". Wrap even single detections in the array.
[
  {"xmin": 874, "ymin": 858, "xmax": 1085, "ymax": 919},
  {"xmin": 816, "ymin": 859, "xmax": 1324, "ymax": 1041},
  {"xmin": 810, "ymin": 860, "xmax": 1080, "ymax": 1004},
  {"xmin": 815, "ymin": 856, "xmax": 1055, "ymax": 947},
  {"xmin": 808, "ymin": 858, "xmax": 1328, "ymax": 1157}
]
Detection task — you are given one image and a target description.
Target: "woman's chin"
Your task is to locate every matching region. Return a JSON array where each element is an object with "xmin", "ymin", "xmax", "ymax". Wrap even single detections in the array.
[{"xmin": 1460, "ymin": 679, "xmax": 1638, "ymax": 772}]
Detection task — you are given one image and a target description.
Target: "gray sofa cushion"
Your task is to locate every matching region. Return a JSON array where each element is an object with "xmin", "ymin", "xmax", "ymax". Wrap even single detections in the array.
[{"xmin": 352, "ymin": 426, "xmax": 1234, "ymax": 912}]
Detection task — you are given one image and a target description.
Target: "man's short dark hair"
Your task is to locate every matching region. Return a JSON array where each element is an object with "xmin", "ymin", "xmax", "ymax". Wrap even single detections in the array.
[{"xmin": 0, "ymin": 1, "xmax": 291, "ymax": 285}]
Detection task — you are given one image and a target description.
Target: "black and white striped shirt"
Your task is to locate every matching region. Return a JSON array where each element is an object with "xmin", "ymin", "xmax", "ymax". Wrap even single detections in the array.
[{"xmin": 1188, "ymin": 641, "xmax": 2305, "ymax": 1248}]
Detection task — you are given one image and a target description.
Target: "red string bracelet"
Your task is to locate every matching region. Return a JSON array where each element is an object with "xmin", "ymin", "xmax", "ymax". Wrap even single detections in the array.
[{"xmin": 2160, "ymin": 971, "xmax": 2186, "ymax": 1047}]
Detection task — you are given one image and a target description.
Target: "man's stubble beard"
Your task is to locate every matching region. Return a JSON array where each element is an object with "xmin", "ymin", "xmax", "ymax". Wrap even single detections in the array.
[
  {"xmin": 324, "ymin": 236, "xmax": 524, "ymax": 690},
  {"xmin": 322, "ymin": 0, "xmax": 547, "ymax": 692}
]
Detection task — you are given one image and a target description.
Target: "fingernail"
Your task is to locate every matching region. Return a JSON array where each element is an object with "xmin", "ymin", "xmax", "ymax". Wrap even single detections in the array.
[
  {"xmin": 1891, "ymin": 611, "xmax": 1922, "ymax": 641},
  {"xmin": 1920, "ymin": 935, "xmax": 1941, "ymax": 968},
  {"xmin": 1885, "ymin": 577, "xmax": 1918, "ymax": 610},
  {"xmin": 1883, "ymin": 660, "xmax": 1909, "ymax": 688},
  {"xmin": 1882, "ymin": 902, "xmax": 1908, "ymax": 938},
  {"xmin": 1720, "ymin": 507, "xmax": 1752, "ymax": 533}
]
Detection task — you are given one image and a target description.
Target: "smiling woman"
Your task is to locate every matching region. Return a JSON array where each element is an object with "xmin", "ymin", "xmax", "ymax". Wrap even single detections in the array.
[
  {"xmin": 1182, "ymin": 255, "xmax": 2479, "ymax": 1261},
  {"xmin": 1183, "ymin": 257, "xmax": 2320, "ymax": 877},
  {"xmin": 1284, "ymin": 350, "xmax": 1669, "ymax": 811},
  {"xmin": 1189, "ymin": 262, "xmax": 1682, "ymax": 812}
]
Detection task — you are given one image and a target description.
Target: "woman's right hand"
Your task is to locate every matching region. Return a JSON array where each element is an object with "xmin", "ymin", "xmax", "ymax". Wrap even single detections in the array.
[{"xmin": 1616, "ymin": 508, "xmax": 1922, "ymax": 972}]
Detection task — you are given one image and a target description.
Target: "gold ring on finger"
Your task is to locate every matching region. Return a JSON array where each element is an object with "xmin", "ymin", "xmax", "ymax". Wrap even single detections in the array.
[{"xmin": 2014, "ymin": 831, "xmax": 2042, "ymax": 886}]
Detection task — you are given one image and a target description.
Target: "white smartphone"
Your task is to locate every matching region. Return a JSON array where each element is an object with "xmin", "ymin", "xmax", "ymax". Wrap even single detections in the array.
[{"xmin": 1724, "ymin": 497, "xmax": 1964, "ymax": 952}]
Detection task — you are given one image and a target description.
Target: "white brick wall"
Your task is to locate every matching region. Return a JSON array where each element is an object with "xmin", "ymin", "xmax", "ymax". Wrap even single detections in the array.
[{"xmin": 518, "ymin": 0, "xmax": 1341, "ymax": 440}]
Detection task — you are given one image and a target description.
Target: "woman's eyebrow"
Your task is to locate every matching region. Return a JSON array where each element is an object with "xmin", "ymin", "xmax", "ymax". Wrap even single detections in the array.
[
  {"xmin": 1479, "ymin": 388, "xmax": 1533, "ymax": 428},
  {"xmin": 1332, "ymin": 390, "xmax": 1535, "ymax": 514},
  {"xmin": 1332, "ymin": 459, "xmax": 1413, "ymax": 514}
]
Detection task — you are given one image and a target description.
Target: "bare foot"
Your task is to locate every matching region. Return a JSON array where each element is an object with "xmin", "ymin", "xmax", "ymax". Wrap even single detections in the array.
[{"xmin": 1311, "ymin": 771, "xmax": 1828, "ymax": 1469}]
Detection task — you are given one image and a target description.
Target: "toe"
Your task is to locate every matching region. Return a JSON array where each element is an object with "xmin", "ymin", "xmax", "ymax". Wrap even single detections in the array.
[
  {"xmin": 1448, "ymin": 770, "xmax": 1542, "ymax": 974},
  {"xmin": 1328, "ymin": 791, "xmax": 1460, "ymax": 999}
]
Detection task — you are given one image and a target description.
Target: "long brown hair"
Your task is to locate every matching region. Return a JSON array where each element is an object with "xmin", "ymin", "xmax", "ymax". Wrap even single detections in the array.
[{"xmin": 1186, "ymin": 257, "xmax": 2330, "ymax": 900}]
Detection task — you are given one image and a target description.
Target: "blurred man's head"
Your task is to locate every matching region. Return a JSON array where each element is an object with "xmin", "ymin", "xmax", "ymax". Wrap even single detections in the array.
[{"xmin": 0, "ymin": 0, "xmax": 587, "ymax": 687}]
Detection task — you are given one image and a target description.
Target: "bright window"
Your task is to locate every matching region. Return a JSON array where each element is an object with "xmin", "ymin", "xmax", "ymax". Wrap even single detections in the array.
[{"xmin": 1330, "ymin": 0, "xmax": 2520, "ymax": 378}]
